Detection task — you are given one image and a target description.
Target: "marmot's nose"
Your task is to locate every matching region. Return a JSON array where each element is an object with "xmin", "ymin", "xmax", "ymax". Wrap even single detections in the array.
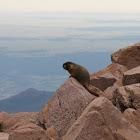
[{"xmin": 63, "ymin": 64, "xmax": 67, "ymax": 70}]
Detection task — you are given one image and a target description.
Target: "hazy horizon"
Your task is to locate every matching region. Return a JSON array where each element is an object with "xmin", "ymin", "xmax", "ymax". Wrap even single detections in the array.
[
  {"xmin": 0, "ymin": 12, "xmax": 139, "ymax": 57},
  {"xmin": 0, "ymin": 12, "xmax": 139, "ymax": 100}
]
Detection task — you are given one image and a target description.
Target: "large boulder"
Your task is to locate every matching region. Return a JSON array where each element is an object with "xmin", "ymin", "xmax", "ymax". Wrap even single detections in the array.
[
  {"xmin": 8, "ymin": 123, "xmax": 51, "ymax": 140},
  {"xmin": 112, "ymin": 83, "xmax": 140, "ymax": 112},
  {"xmin": 90, "ymin": 73, "xmax": 118, "ymax": 91},
  {"xmin": 0, "ymin": 133, "xmax": 9, "ymax": 140},
  {"xmin": 123, "ymin": 108, "xmax": 140, "ymax": 131},
  {"xmin": 90, "ymin": 63, "xmax": 127, "ymax": 90},
  {"xmin": 39, "ymin": 77, "xmax": 94, "ymax": 137},
  {"xmin": 63, "ymin": 110, "xmax": 114, "ymax": 140},
  {"xmin": 123, "ymin": 65, "xmax": 140, "ymax": 85},
  {"xmin": 63, "ymin": 97, "xmax": 140, "ymax": 140},
  {"xmin": 90, "ymin": 63, "xmax": 128, "ymax": 79},
  {"xmin": 0, "ymin": 111, "xmax": 38, "ymax": 134},
  {"xmin": 90, "ymin": 63, "xmax": 128, "ymax": 100},
  {"xmin": 111, "ymin": 42, "xmax": 140, "ymax": 70}
]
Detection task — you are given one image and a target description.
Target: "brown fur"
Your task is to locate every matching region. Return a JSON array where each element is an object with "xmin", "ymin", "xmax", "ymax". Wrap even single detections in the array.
[
  {"xmin": 63, "ymin": 62, "xmax": 90, "ymax": 90},
  {"xmin": 63, "ymin": 62, "xmax": 99, "ymax": 97}
]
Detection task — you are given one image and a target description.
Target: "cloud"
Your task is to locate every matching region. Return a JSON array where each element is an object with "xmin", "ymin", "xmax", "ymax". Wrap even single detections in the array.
[{"xmin": 0, "ymin": 37, "xmax": 40, "ymax": 41}]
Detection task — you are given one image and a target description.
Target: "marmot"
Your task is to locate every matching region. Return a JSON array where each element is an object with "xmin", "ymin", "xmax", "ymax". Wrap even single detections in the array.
[
  {"xmin": 63, "ymin": 61, "xmax": 90, "ymax": 91},
  {"xmin": 63, "ymin": 62, "xmax": 99, "ymax": 97}
]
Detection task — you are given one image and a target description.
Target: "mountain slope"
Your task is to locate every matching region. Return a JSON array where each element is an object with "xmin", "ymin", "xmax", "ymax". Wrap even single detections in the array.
[{"xmin": 0, "ymin": 88, "xmax": 55, "ymax": 113}]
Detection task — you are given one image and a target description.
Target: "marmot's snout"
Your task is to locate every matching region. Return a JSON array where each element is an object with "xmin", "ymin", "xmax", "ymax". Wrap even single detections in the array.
[{"xmin": 63, "ymin": 64, "xmax": 67, "ymax": 70}]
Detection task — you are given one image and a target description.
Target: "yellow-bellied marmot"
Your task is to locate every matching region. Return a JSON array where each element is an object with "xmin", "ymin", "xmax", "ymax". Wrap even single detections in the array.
[{"xmin": 63, "ymin": 62, "xmax": 90, "ymax": 91}]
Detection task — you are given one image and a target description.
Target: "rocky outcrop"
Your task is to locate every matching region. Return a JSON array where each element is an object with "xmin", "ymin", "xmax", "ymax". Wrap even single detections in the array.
[
  {"xmin": 123, "ymin": 65, "xmax": 140, "ymax": 85},
  {"xmin": 90, "ymin": 63, "xmax": 128, "ymax": 100},
  {"xmin": 90, "ymin": 73, "xmax": 118, "ymax": 91},
  {"xmin": 112, "ymin": 83, "xmax": 140, "ymax": 112},
  {"xmin": 0, "ymin": 111, "xmax": 38, "ymax": 133},
  {"xmin": 111, "ymin": 42, "xmax": 140, "ymax": 70},
  {"xmin": 90, "ymin": 63, "xmax": 127, "ymax": 90},
  {"xmin": 39, "ymin": 77, "xmax": 94, "ymax": 137},
  {"xmin": 64, "ymin": 110, "xmax": 114, "ymax": 140},
  {"xmin": 63, "ymin": 97, "xmax": 140, "ymax": 140},
  {"xmin": 8, "ymin": 123, "xmax": 51, "ymax": 140},
  {"xmin": 46, "ymin": 126, "xmax": 59, "ymax": 140},
  {"xmin": 1, "ymin": 42, "xmax": 140, "ymax": 140},
  {"xmin": 0, "ymin": 133, "xmax": 9, "ymax": 140},
  {"xmin": 90, "ymin": 63, "xmax": 128, "ymax": 79},
  {"xmin": 123, "ymin": 108, "xmax": 140, "ymax": 131}
]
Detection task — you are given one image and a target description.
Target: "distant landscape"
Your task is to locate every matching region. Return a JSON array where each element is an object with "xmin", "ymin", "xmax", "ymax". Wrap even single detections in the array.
[
  {"xmin": 0, "ymin": 88, "xmax": 55, "ymax": 113},
  {"xmin": 0, "ymin": 12, "xmax": 140, "ymax": 100},
  {"xmin": 0, "ymin": 52, "xmax": 112, "ymax": 100}
]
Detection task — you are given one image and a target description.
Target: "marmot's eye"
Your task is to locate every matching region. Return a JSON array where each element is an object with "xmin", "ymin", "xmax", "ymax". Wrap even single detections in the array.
[{"xmin": 69, "ymin": 62, "xmax": 72, "ymax": 64}]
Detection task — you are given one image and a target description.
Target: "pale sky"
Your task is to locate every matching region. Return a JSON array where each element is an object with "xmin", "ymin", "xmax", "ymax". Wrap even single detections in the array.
[{"xmin": 0, "ymin": 0, "xmax": 140, "ymax": 13}]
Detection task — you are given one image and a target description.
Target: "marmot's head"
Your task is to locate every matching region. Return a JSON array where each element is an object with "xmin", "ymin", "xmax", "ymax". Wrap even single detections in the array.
[{"xmin": 63, "ymin": 62, "xmax": 73, "ymax": 70}]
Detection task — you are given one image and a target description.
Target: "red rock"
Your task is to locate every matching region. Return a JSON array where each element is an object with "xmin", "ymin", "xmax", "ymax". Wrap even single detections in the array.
[
  {"xmin": 90, "ymin": 73, "xmax": 118, "ymax": 91},
  {"xmin": 64, "ymin": 97, "xmax": 140, "ymax": 140},
  {"xmin": 39, "ymin": 77, "xmax": 94, "ymax": 137},
  {"xmin": 90, "ymin": 63, "xmax": 127, "ymax": 94},
  {"xmin": 123, "ymin": 108, "xmax": 140, "ymax": 131},
  {"xmin": 8, "ymin": 123, "xmax": 51, "ymax": 140},
  {"xmin": 123, "ymin": 65, "xmax": 140, "ymax": 85},
  {"xmin": 103, "ymin": 79, "xmax": 123, "ymax": 101},
  {"xmin": 90, "ymin": 63, "xmax": 127, "ymax": 100},
  {"xmin": 111, "ymin": 42, "xmax": 140, "ymax": 70},
  {"xmin": 112, "ymin": 83, "xmax": 140, "ymax": 112},
  {"xmin": 103, "ymin": 86, "xmax": 118, "ymax": 101},
  {"xmin": 90, "ymin": 63, "xmax": 128, "ymax": 79},
  {"xmin": 63, "ymin": 110, "xmax": 114, "ymax": 140},
  {"xmin": 0, "ymin": 111, "xmax": 38, "ymax": 134},
  {"xmin": 46, "ymin": 126, "xmax": 59, "ymax": 140},
  {"xmin": 104, "ymin": 85, "xmax": 118, "ymax": 96},
  {"xmin": 0, "ymin": 132, "xmax": 9, "ymax": 140}
]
